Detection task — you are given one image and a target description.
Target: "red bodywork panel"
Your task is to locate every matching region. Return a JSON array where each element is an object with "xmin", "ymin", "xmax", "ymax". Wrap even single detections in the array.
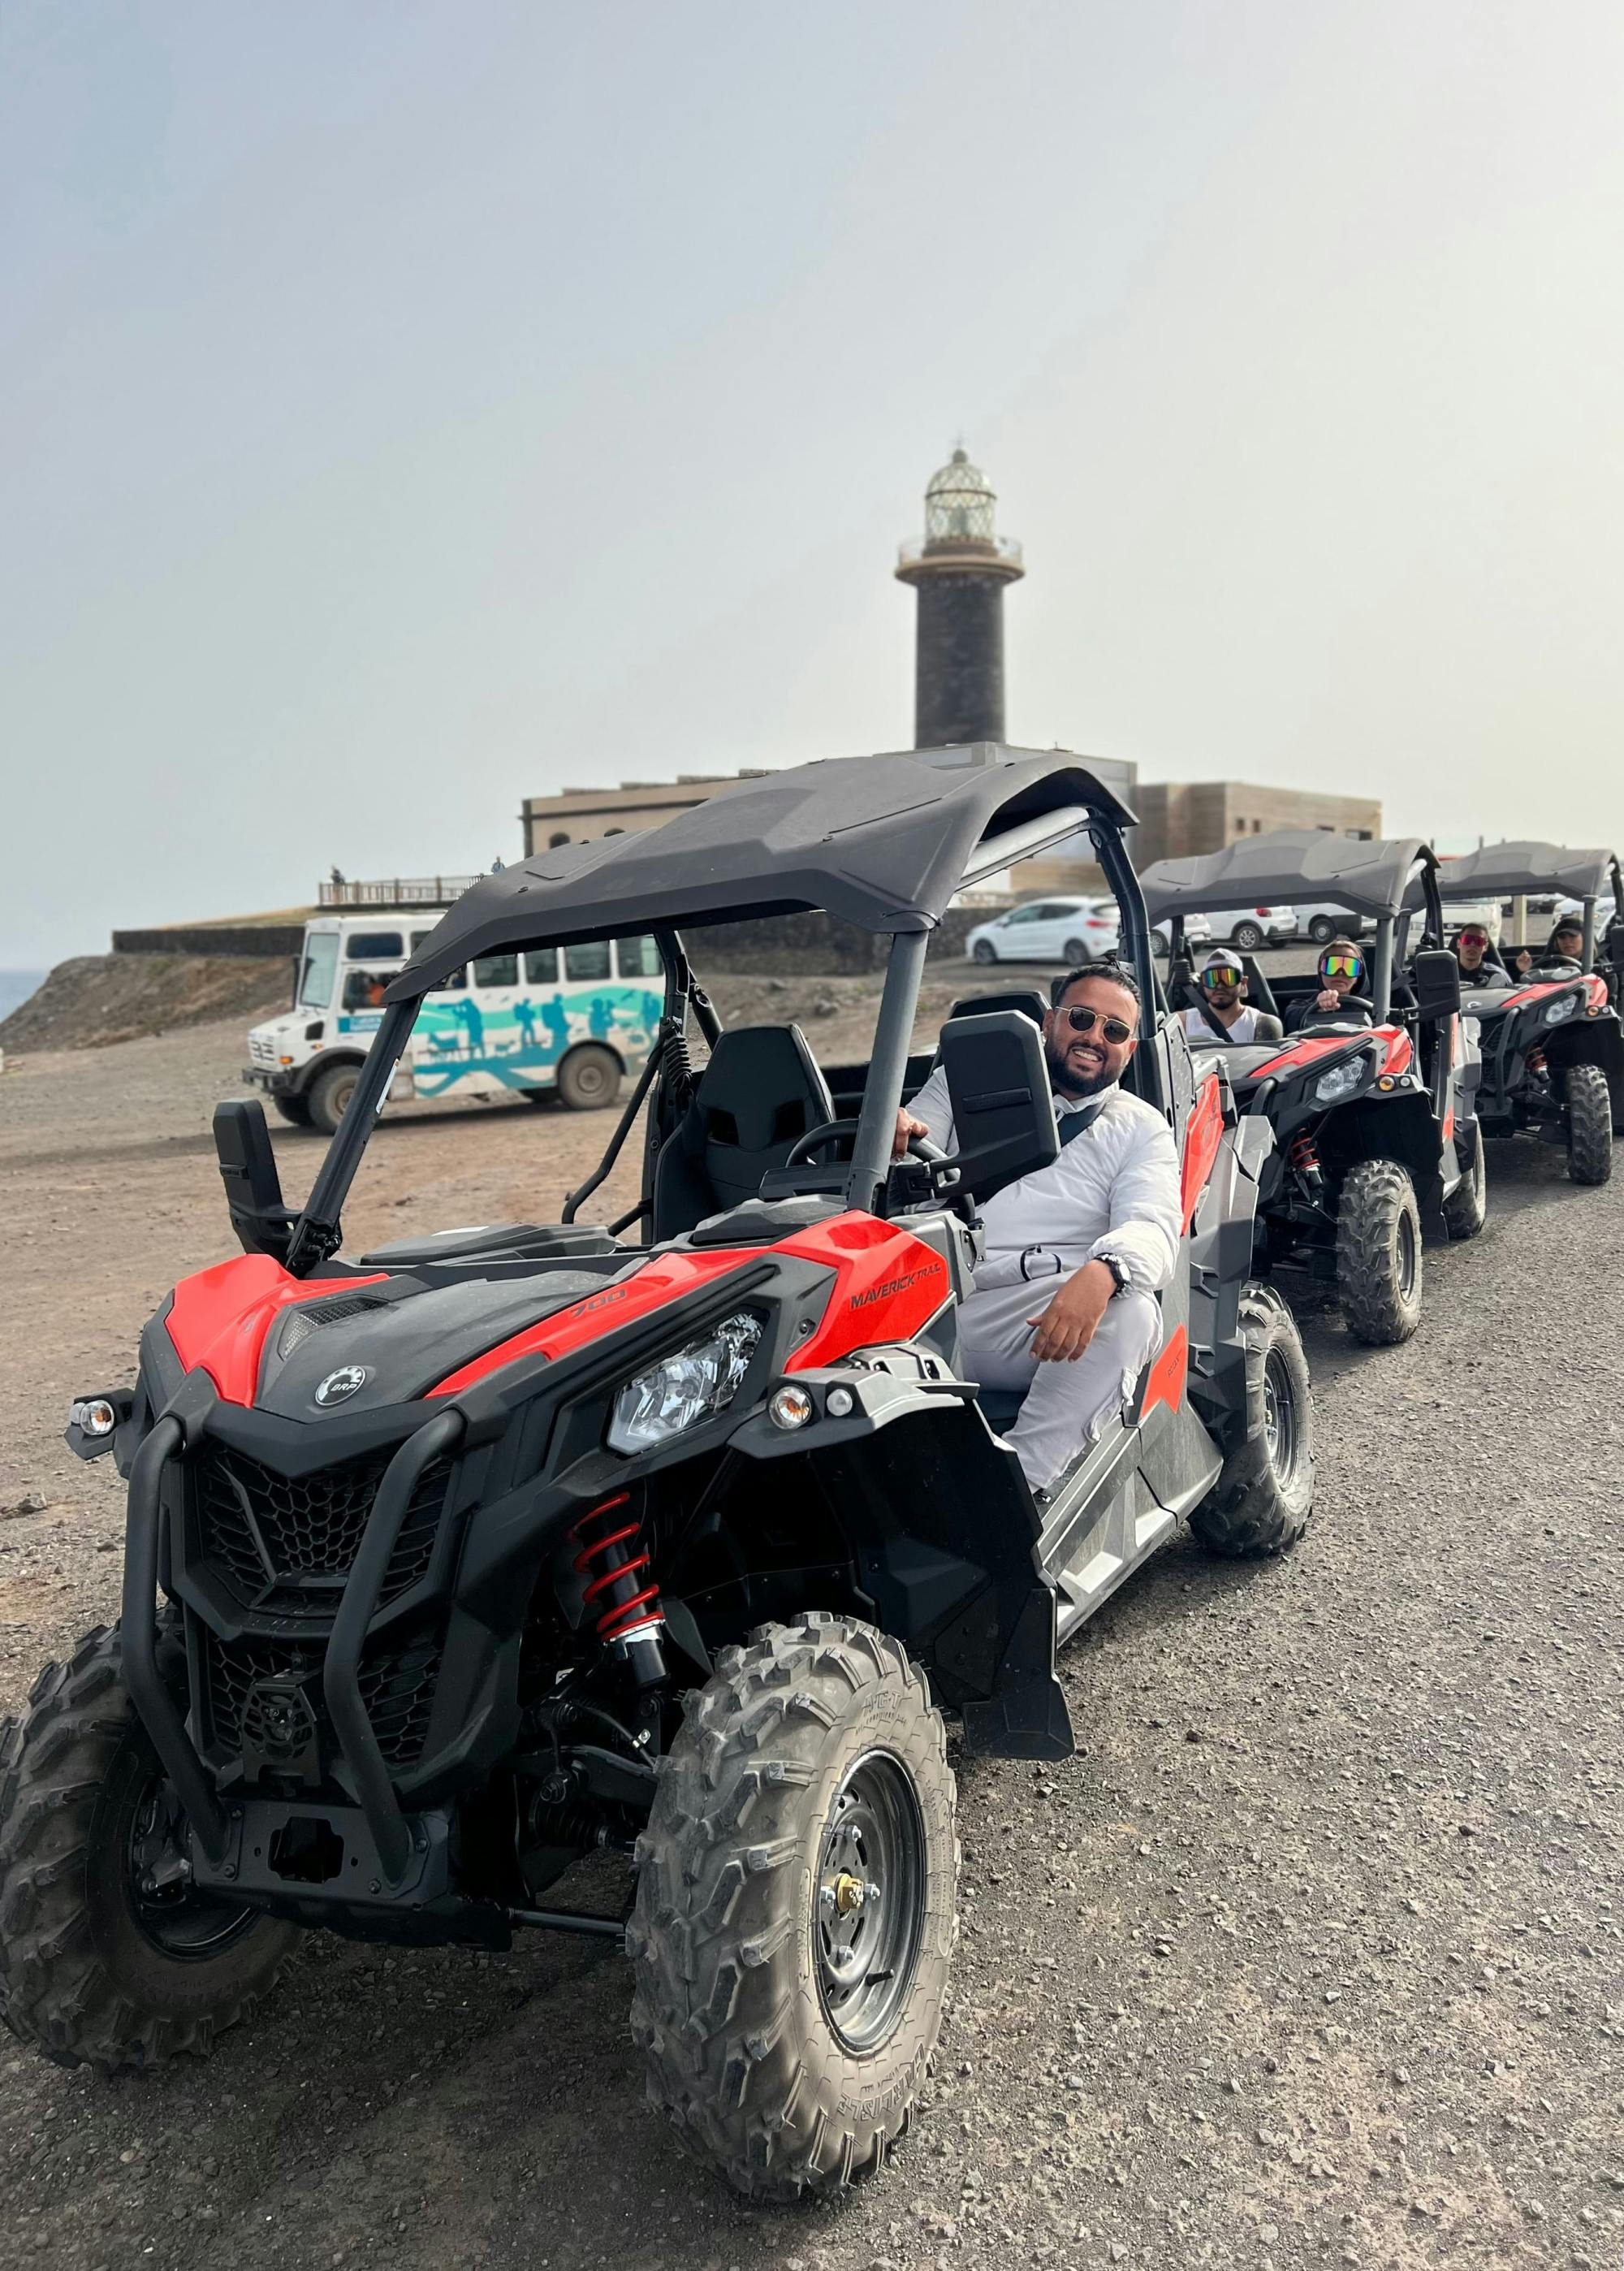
[
  {"xmin": 426, "ymin": 1213, "xmax": 952, "ymax": 1399},
  {"xmin": 165, "ymin": 1255, "xmax": 389, "ymax": 1407},
  {"xmin": 1138, "ymin": 1324, "xmax": 1189, "ymax": 1421},
  {"xmin": 1180, "ymin": 1074, "xmax": 1223, "ymax": 1231},
  {"xmin": 1251, "ymin": 1024, "xmax": 1408, "ymax": 1082},
  {"xmin": 1499, "ymin": 982, "xmax": 1568, "ymax": 1010}
]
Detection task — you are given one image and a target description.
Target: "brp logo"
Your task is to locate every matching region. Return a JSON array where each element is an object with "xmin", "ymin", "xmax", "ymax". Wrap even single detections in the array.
[{"xmin": 315, "ymin": 1365, "xmax": 369, "ymax": 1408}]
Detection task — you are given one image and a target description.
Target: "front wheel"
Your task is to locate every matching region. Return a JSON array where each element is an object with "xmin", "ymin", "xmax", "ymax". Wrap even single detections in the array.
[
  {"xmin": 1151, "ymin": 932, "xmax": 1170, "ymax": 961},
  {"xmin": 271, "ymin": 1093, "xmax": 312, "ymax": 1127},
  {"xmin": 1564, "ymin": 1062, "xmax": 1613, "ymax": 1185},
  {"xmin": 306, "ymin": 1061, "xmax": 361, "ymax": 1136},
  {"xmin": 1232, "ymin": 921, "xmax": 1265, "ymax": 954},
  {"xmin": 629, "ymin": 1612, "xmax": 957, "ymax": 2201},
  {"xmin": 1307, "ymin": 916, "xmax": 1337, "ymax": 946},
  {"xmin": 1190, "ymin": 1283, "xmax": 1315, "ymax": 1555},
  {"xmin": 1335, "ymin": 1157, "xmax": 1423, "ymax": 1344},
  {"xmin": 1441, "ymin": 1118, "xmax": 1488, "ymax": 1237},
  {"xmin": 556, "ymin": 1043, "xmax": 621, "ymax": 1110},
  {"xmin": 971, "ymin": 940, "xmax": 998, "ymax": 966},
  {"xmin": 0, "ymin": 1624, "xmax": 295, "ymax": 2072}
]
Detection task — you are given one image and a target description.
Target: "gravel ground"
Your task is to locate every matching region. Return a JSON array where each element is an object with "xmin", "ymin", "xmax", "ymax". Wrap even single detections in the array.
[{"xmin": 1, "ymin": 984, "xmax": 1620, "ymax": 2271}]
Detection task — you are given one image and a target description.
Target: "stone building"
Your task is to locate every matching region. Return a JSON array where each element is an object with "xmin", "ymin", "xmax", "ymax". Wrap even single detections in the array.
[
  {"xmin": 894, "ymin": 448, "xmax": 1025, "ymax": 748},
  {"xmin": 520, "ymin": 772, "xmax": 771, "ymax": 858}
]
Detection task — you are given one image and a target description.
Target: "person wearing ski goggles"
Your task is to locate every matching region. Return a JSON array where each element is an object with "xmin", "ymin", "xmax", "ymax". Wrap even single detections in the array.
[
  {"xmin": 1516, "ymin": 916, "xmax": 1586, "ymax": 976},
  {"xmin": 1285, "ymin": 938, "xmax": 1374, "ymax": 1031},
  {"xmin": 893, "ymin": 961, "xmax": 1181, "ymax": 1499},
  {"xmin": 1453, "ymin": 924, "xmax": 1510, "ymax": 988},
  {"xmin": 1179, "ymin": 949, "xmax": 1284, "ymax": 1046}
]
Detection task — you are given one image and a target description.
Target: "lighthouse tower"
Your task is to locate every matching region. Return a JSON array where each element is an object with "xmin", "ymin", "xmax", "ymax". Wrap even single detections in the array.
[{"xmin": 895, "ymin": 447, "xmax": 1025, "ymax": 748}]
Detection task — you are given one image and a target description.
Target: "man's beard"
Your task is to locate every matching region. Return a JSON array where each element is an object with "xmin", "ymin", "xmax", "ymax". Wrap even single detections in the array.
[{"xmin": 1045, "ymin": 1033, "xmax": 1117, "ymax": 1098}]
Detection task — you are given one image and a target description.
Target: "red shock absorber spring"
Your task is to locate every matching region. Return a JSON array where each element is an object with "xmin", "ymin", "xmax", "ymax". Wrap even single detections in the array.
[
  {"xmin": 570, "ymin": 1494, "xmax": 665, "ymax": 1648},
  {"xmin": 1289, "ymin": 1131, "xmax": 1321, "ymax": 1177}
]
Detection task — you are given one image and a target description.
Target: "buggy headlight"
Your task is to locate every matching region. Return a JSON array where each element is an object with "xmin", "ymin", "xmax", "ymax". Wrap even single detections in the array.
[
  {"xmin": 1544, "ymin": 993, "xmax": 1579, "ymax": 1027},
  {"xmin": 607, "ymin": 1311, "xmax": 762, "ymax": 1454},
  {"xmin": 1313, "ymin": 1054, "xmax": 1369, "ymax": 1105}
]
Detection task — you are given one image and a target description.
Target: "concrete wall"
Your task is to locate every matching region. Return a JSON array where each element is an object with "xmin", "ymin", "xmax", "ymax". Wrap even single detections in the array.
[
  {"xmin": 112, "ymin": 925, "xmax": 304, "ymax": 959},
  {"xmin": 1134, "ymin": 781, "xmax": 1381, "ymax": 867}
]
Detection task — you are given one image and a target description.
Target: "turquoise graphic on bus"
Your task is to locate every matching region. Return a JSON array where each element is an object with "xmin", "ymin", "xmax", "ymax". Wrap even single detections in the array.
[{"xmin": 408, "ymin": 986, "xmax": 663, "ymax": 1097}]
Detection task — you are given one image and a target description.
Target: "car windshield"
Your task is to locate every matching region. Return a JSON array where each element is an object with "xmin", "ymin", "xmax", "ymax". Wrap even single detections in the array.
[{"xmin": 297, "ymin": 933, "xmax": 340, "ymax": 1009}]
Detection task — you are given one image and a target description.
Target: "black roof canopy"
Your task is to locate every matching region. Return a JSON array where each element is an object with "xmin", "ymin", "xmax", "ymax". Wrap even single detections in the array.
[
  {"xmin": 1408, "ymin": 841, "xmax": 1621, "ymax": 906},
  {"xmin": 1138, "ymin": 828, "xmax": 1432, "ymax": 925},
  {"xmin": 389, "ymin": 744, "xmax": 1134, "ymax": 999}
]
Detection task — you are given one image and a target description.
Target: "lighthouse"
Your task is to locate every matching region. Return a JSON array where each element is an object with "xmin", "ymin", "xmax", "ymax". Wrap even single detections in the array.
[{"xmin": 895, "ymin": 447, "xmax": 1025, "ymax": 748}]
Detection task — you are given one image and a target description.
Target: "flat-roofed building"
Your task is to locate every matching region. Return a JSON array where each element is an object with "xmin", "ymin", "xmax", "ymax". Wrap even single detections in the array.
[
  {"xmin": 1133, "ymin": 781, "xmax": 1380, "ymax": 868},
  {"xmin": 520, "ymin": 772, "xmax": 773, "ymax": 857}
]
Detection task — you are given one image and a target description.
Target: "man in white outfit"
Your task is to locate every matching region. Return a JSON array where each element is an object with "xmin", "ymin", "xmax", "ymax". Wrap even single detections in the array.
[{"xmin": 896, "ymin": 962, "xmax": 1181, "ymax": 1499}]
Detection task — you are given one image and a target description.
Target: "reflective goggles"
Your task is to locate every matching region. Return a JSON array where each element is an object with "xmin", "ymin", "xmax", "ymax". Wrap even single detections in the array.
[
  {"xmin": 1320, "ymin": 952, "xmax": 1364, "ymax": 982},
  {"xmin": 1061, "ymin": 1005, "xmax": 1134, "ymax": 1045},
  {"xmin": 1458, "ymin": 931, "xmax": 1489, "ymax": 949},
  {"xmin": 1199, "ymin": 962, "xmax": 1245, "ymax": 991}
]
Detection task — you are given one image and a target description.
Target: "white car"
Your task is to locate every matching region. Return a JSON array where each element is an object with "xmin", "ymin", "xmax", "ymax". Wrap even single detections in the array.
[
  {"xmin": 965, "ymin": 896, "xmax": 1208, "ymax": 965},
  {"xmin": 1201, "ymin": 906, "xmax": 1300, "ymax": 951},
  {"xmin": 1292, "ymin": 904, "xmax": 1370, "ymax": 947}
]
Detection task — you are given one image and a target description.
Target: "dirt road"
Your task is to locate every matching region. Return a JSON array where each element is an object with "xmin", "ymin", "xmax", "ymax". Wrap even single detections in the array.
[{"xmin": 2, "ymin": 1009, "xmax": 1620, "ymax": 2271}]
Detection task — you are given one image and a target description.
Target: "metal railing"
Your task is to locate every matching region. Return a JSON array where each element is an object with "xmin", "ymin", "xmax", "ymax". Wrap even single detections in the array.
[
  {"xmin": 896, "ymin": 534, "xmax": 1024, "ymax": 569},
  {"xmin": 317, "ymin": 876, "xmax": 482, "ymax": 909}
]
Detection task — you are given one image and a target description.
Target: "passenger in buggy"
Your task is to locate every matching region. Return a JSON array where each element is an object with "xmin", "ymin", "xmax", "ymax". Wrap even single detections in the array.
[
  {"xmin": 1180, "ymin": 949, "xmax": 1285, "ymax": 1045},
  {"xmin": 894, "ymin": 962, "xmax": 1181, "ymax": 1496}
]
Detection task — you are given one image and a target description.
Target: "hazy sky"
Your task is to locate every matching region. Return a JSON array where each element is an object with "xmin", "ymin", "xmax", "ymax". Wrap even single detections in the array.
[{"xmin": 5, "ymin": 2, "xmax": 1624, "ymax": 967}]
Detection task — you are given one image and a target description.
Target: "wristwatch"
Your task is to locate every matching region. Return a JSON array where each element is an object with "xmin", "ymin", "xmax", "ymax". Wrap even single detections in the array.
[{"xmin": 1097, "ymin": 1252, "xmax": 1131, "ymax": 1299}]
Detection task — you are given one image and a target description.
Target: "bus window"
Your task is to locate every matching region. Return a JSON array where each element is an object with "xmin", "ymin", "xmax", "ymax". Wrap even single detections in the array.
[
  {"xmin": 564, "ymin": 941, "xmax": 611, "ymax": 981},
  {"xmin": 346, "ymin": 931, "xmax": 404, "ymax": 959},
  {"xmin": 614, "ymin": 935, "xmax": 661, "ymax": 978},
  {"xmin": 342, "ymin": 970, "xmax": 391, "ymax": 1010},
  {"xmin": 524, "ymin": 947, "xmax": 559, "ymax": 985},
  {"xmin": 472, "ymin": 954, "xmax": 519, "ymax": 989},
  {"xmin": 298, "ymin": 934, "xmax": 340, "ymax": 1009}
]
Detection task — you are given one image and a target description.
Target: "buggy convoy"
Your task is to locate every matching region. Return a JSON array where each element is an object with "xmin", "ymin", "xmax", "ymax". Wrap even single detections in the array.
[
  {"xmin": 1411, "ymin": 841, "xmax": 1624, "ymax": 1181},
  {"xmin": 1140, "ymin": 830, "xmax": 1484, "ymax": 1345},
  {"xmin": 0, "ymin": 745, "xmax": 1314, "ymax": 2201}
]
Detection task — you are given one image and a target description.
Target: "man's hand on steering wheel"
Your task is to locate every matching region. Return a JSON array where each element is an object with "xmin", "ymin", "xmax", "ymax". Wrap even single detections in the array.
[{"xmin": 892, "ymin": 1107, "xmax": 930, "ymax": 1159}]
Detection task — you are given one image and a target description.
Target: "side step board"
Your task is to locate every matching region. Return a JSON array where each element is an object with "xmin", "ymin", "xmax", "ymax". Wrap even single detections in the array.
[{"xmin": 1037, "ymin": 1404, "xmax": 1221, "ymax": 1648}]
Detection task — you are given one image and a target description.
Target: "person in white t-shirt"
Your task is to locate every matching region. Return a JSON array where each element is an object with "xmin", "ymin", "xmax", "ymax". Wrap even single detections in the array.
[
  {"xmin": 1178, "ymin": 951, "xmax": 1284, "ymax": 1047},
  {"xmin": 893, "ymin": 962, "xmax": 1181, "ymax": 1498}
]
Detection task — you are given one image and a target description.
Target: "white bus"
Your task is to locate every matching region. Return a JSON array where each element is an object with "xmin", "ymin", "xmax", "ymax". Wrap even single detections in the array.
[{"xmin": 244, "ymin": 915, "xmax": 664, "ymax": 1132}]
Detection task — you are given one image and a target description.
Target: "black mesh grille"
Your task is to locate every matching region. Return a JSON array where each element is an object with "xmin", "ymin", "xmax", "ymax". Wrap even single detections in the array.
[
  {"xmin": 201, "ymin": 1630, "xmax": 441, "ymax": 1770},
  {"xmin": 193, "ymin": 1447, "xmax": 451, "ymax": 1614}
]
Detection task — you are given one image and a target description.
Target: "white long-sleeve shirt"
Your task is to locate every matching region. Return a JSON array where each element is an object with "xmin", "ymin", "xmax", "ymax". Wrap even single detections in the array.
[{"xmin": 908, "ymin": 1064, "xmax": 1182, "ymax": 1298}]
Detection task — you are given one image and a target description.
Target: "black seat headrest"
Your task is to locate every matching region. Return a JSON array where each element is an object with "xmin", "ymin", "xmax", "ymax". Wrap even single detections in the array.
[{"xmin": 692, "ymin": 1026, "xmax": 834, "ymax": 1210}]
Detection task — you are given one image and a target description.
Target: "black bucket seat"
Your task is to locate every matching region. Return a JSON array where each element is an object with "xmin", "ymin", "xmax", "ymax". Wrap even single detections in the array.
[{"xmin": 652, "ymin": 1025, "xmax": 835, "ymax": 1241}]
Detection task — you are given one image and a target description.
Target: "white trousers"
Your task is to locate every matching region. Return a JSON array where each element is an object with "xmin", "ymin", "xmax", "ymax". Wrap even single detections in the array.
[{"xmin": 957, "ymin": 1278, "xmax": 1162, "ymax": 1495}]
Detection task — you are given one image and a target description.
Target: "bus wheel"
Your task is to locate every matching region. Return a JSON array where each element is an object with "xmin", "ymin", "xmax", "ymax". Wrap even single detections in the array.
[
  {"xmin": 556, "ymin": 1045, "xmax": 620, "ymax": 1110},
  {"xmin": 272, "ymin": 1094, "xmax": 312, "ymax": 1127},
  {"xmin": 306, "ymin": 1062, "xmax": 361, "ymax": 1136}
]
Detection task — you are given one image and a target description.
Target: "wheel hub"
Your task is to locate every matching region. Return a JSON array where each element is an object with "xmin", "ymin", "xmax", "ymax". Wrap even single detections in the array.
[{"xmin": 814, "ymin": 1749, "xmax": 924, "ymax": 2055}]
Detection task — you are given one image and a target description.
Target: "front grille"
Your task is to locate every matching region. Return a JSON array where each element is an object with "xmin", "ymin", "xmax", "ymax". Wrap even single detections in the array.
[
  {"xmin": 194, "ymin": 1447, "xmax": 451, "ymax": 1616},
  {"xmin": 250, "ymin": 1033, "xmax": 276, "ymax": 1065},
  {"xmin": 201, "ymin": 1629, "xmax": 441, "ymax": 1771}
]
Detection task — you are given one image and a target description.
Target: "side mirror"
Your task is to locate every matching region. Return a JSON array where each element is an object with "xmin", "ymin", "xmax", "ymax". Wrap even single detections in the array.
[
  {"xmin": 214, "ymin": 1101, "xmax": 296, "ymax": 1263},
  {"xmin": 936, "ymin": 1010, "xmax": 1059, "ymax": 1204},
  {"xmin": 1413, "ymin": 947, "xmax": 1462, "ymax": 1023}
]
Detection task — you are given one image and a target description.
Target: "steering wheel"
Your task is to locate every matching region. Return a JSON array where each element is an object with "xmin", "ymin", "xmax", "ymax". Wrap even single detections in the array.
[
  {"xmin": 1302, "ymin": 993, "xmax": 1374, "ymax": 1025},
  {"xmin": 784, "ymin": 1121, "xmax": 945, "ymax": 1168}
]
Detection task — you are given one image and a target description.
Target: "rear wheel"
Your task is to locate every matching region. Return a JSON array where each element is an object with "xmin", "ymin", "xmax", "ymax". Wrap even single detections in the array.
[
  {"xmin": 1441, "ymin": 1118, "xmax": 1488, "ymax": 1238},
  {"xmin": 1233, "ymin": 921, "xmax": 1265, "ymax": 954},
  {"xmin": 0, "ymin": 1624, "xmax": 294, "ymax": 2072},
  {"xmin": 1063, "ymin": 938, "xmax": 1089, "ymax": 965},
  {"xmin": 972, "ymin": 940, "xmax": 998, "ymax": 966},
  {"xmin": 1335, "ymin": 1157, "xmax": 1423, "ymax": 1344},
  {"xmin": 1564, "ymin": 1062, "xmax": 1613, "ymax": 1184},
  {"xmin": 271, "ymin": 1093, "xmax": 312, "ymax": 1127},
  {"xmin": 306, "ymin": 1061, "xmax": 361, "ymax": 1136},
  {"xmin": 556, "ymin": 1043, "xmax": 620, "ymax": 1110},
  {"xmin": 1190, "ymin": 1283, "xmax": 1315, "ymax": 1555},
  {"xmin": 629, "ymin": 1611, "xmax": 957, "ymax": 2201},
  {"xmin": 1151, "ymin": 932, "xmax": 1170, "ymax": 961},
  {"xmin": 1307, "ymin": 915, "xmax": 1337, "ymax": 946}
]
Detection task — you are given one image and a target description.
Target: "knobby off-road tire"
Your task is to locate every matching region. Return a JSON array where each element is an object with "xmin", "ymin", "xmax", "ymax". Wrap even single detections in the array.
[
  {"xmin": 306, "ymin": 1060, "xmax": 361, "ymax": 1136},
  {"xmin": 1440, "ymin": 1118, "xmax": 1488, "ymax": 1239},
  {"xmin": 628, "ymin": 1612, "xmax": 958, "ymax": 2202},
  {"xmin": 1190, "ymin": 1282, "xmax": 1315, "ymax": 1555},
  {"xmin": 1335, "ymin": 1156, "xmax": 1423, "ymax": 1345},
  {"xmin": 1564, "ymin": 1062, "xmax": 1613, "ymax": 1186},
  {"xmin": 271, "ymin": 1093, "xmax": 313, "ymax": 1127},
  {"xmin": 0, "ymin": 1624, "xmax": 294, "ymax": 2072}
]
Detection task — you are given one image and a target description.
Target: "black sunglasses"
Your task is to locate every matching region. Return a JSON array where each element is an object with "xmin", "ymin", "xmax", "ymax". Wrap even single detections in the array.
[{"xmin": 1061, "ymin": 1005, "xmax": 1134, "ymax": 1045}]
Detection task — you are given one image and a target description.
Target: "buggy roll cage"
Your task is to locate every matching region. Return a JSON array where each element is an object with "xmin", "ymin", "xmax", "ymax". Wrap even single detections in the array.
[
  {"xmin": 1404, "ymin": 842, "xmax": 1624, "ymax": 972},
  {"xmin": 281, "ymin": 745, "xmax": 1155, "ymax": 1276},
  {"xmin": 1137, "ymin": 829, "xmax": 1447, "ymax": 1026}
]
